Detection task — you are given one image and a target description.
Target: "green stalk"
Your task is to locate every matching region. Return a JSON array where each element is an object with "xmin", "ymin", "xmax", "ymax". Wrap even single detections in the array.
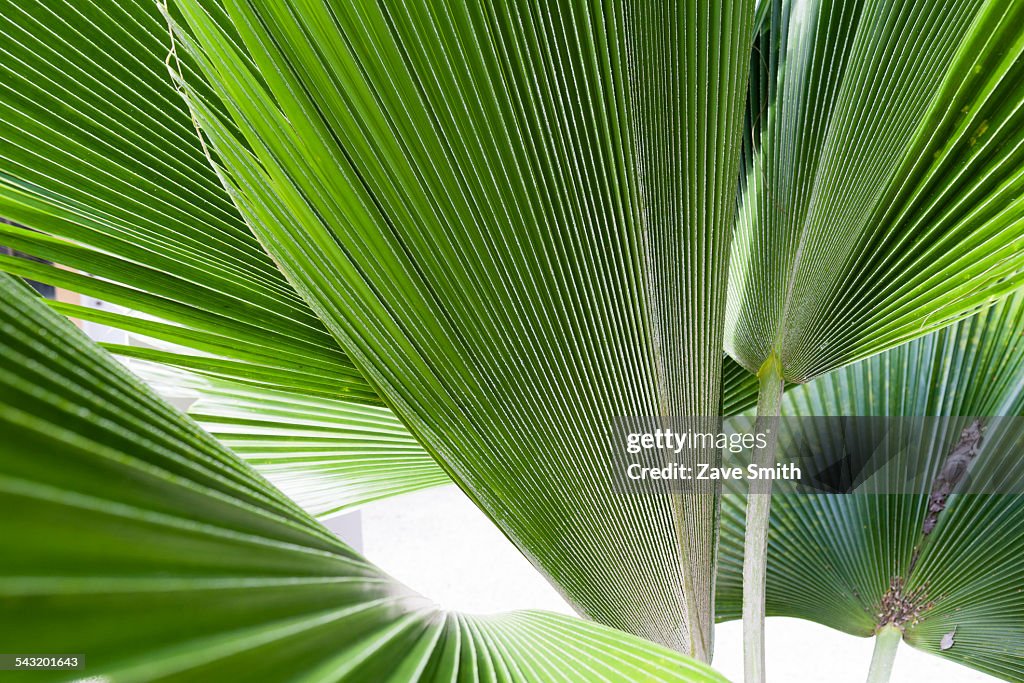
[
  {"xmin": 742, "ymin": 353, "xmax": 784, "ymax": 683},
  {"xmin": 865, "ymin": 625, "xmax": 902, "ymax": 683}
]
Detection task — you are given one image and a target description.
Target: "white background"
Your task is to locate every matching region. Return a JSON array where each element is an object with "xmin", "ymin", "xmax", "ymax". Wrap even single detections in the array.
[{"xmin": 360, "ymin": 486, "xmax": 997, "ymax": 683}]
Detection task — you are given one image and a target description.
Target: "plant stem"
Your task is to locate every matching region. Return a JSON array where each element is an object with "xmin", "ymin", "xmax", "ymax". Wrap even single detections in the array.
[
  {"xmin": 742, "ymin": 353, "xmax": 784, "ymax": 683},
  {"xmin": 865, "ymin": 625, "xmax": 902, "ymax": 683}
]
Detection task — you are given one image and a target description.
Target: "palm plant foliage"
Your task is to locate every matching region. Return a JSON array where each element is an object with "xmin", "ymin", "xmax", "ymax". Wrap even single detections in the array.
[
  {"xmin": 718, "ymin": 290, "xmax": 1024, "ymax": 681},
  {"xmin": 0, "ymin": 273, "xmax": 726, "ymax": 682},
  {"xmin": 133, "ymin": 362, "xmax": 450, "ymax": 517},
  {"xmin": 1, "ymin": 0, "xmax": 757, "ymax": 667},
  {"xmin": 162, "ymin": 0, "xmax": 761, "ymax": 659},
  {"xmin": 1, "ymin": 0, "xmax": 1023, "ymax": 681},
  {"xmin": 728, "ymin": 0, "xmax": 1024, "ymax": 677}
]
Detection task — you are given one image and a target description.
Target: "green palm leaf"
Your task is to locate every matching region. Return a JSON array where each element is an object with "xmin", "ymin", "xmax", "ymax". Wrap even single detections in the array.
[
  {"xmin": 728, "ymin": 0, "xmax": 1024, "ymax": 380},
  {"xmin": 162, "ymin": 0, "xmax": 755, "ymax": 657},
  {"xmin": 0, "ymin": 273, "xmax": 730, "ymax": 682},
  {"xmin": 0, "ymin": 0, "xmax": 377, "ymax": 403},
  {"xmin": 135, "ymin": 362, "xmax": 450, "ymax": 518},
  {"xmin": 726, "ymin": 2, "xmax": 1024, "ymax": 675},
  {"xmin": 133, "ymin": 355, "xmax": 767, "ymax": 520},
  {"xmin": 717, "ymin": 291, "xmax": 1024, "ymax": 681}
]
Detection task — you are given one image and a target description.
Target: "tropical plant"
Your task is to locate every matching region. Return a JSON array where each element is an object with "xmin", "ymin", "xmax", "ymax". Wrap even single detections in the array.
[
  {"xmin": 1, "ymin": 0, "xmax": 758, "ymax": 665},
  {"xmin": 0, "ymin": 272, "xmax": 728, "ymax": 682},
  {"xmin": 718, "ymin": 291, "xmax": 1024, "ymax": 682},
  {"xmin": 2, "ymin": 0, "xmax": 1024, "ymax": 680},
  {"xmin": 728, "ymin": 1, "xmax": 1024, "ymax": 678},
  {"xmin": 158, "ymin": 0, "xmax": 767, "ymax": 658},
  {"xmin": 131, "ymin": 362, "xmax": 449, "ymax": 517}
]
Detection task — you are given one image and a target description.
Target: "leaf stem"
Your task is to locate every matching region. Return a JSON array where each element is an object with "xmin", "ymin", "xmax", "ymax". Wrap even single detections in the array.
[
  {"xmin": 743, "ymin": 353, "xmax": 784, "ymax": 683},
  {"xmin": 865, "ymin": 625, "xmax": 902, "ymax": 683}
]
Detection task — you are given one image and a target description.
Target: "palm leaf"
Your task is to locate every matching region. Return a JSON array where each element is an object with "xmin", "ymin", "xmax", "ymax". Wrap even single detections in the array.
[
  {"xmin": 725, "ymin": 2, "xmax": 1024, "ymax": 676},
  {"xmin": 135, "ymin": 362, "xmax": 450, "ymax": 518},
  {"xmin": 717, "ymin": 291, "xmax": 1024, "ymax": 681},
  {"xmin": 162, "ymin": 0, "xmax": 755, "ymax": 657},
  {"xmin": 0, "ymin": 3, "xmax": 768, "ymax": 641},
  {"xmin": 728, "ymin": 0, "xmax": 1024, "ymax": 380},
  {"xmin": 0, "ymin": 0, "xmax": 377, "ymax": 403},
  {"xmin": 0, "ymin": 273, "xmax": 730, "ymax": 683}
]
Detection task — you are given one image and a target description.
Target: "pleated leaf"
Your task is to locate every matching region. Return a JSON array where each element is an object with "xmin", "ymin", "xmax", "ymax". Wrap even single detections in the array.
[
  {"xmin": 135, "ymin": 362, "xmax": 450, "ymax": 518},
  {"xmin": 143, "ymin": 356, "xmax": 762, "ymax": 520},
  {"xmin": 717, "ymin": 291, "xmax": 1024, "ymax": 680},
  {"xmin": 0, "ymin": 273, "xmax": 731, "ymax": 682},
  {"xmin": 164, "ymin": 0, "xmax": 755, "ymax": 656},
  {"xmin": 727, "ymin": 0, "xmax": 1024, "ymax": 382},
  {"xmin": 0, "ymin": 0, "xmax": 766, "ymax": 632},
  {"xmin": 0, "ymin": 0, "xmax": 378, "ymax": 403}
]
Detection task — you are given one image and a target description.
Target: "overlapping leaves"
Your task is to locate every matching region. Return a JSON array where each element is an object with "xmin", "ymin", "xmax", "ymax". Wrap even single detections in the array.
[
  {"xmin": 0, "ymin": 0, "xmax": 376, "ymax": 403},
  {"xmin": 163, "ymin": 0, "xmax": 755, "ymax": 656},
  {"xmin": 0, "ymin": 273, "xmax": 729, "ymax": 682},
  {"xmin": 717, "ymin": 292, "xmax": 1024, "ymax": 681},
  {"xmin": 727, "ymin": 0, "xmax": 1024, "ymax": 383},
  {"xmin": 135, "ymin": 362, "xmax": 449, "ymax": 518}
]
